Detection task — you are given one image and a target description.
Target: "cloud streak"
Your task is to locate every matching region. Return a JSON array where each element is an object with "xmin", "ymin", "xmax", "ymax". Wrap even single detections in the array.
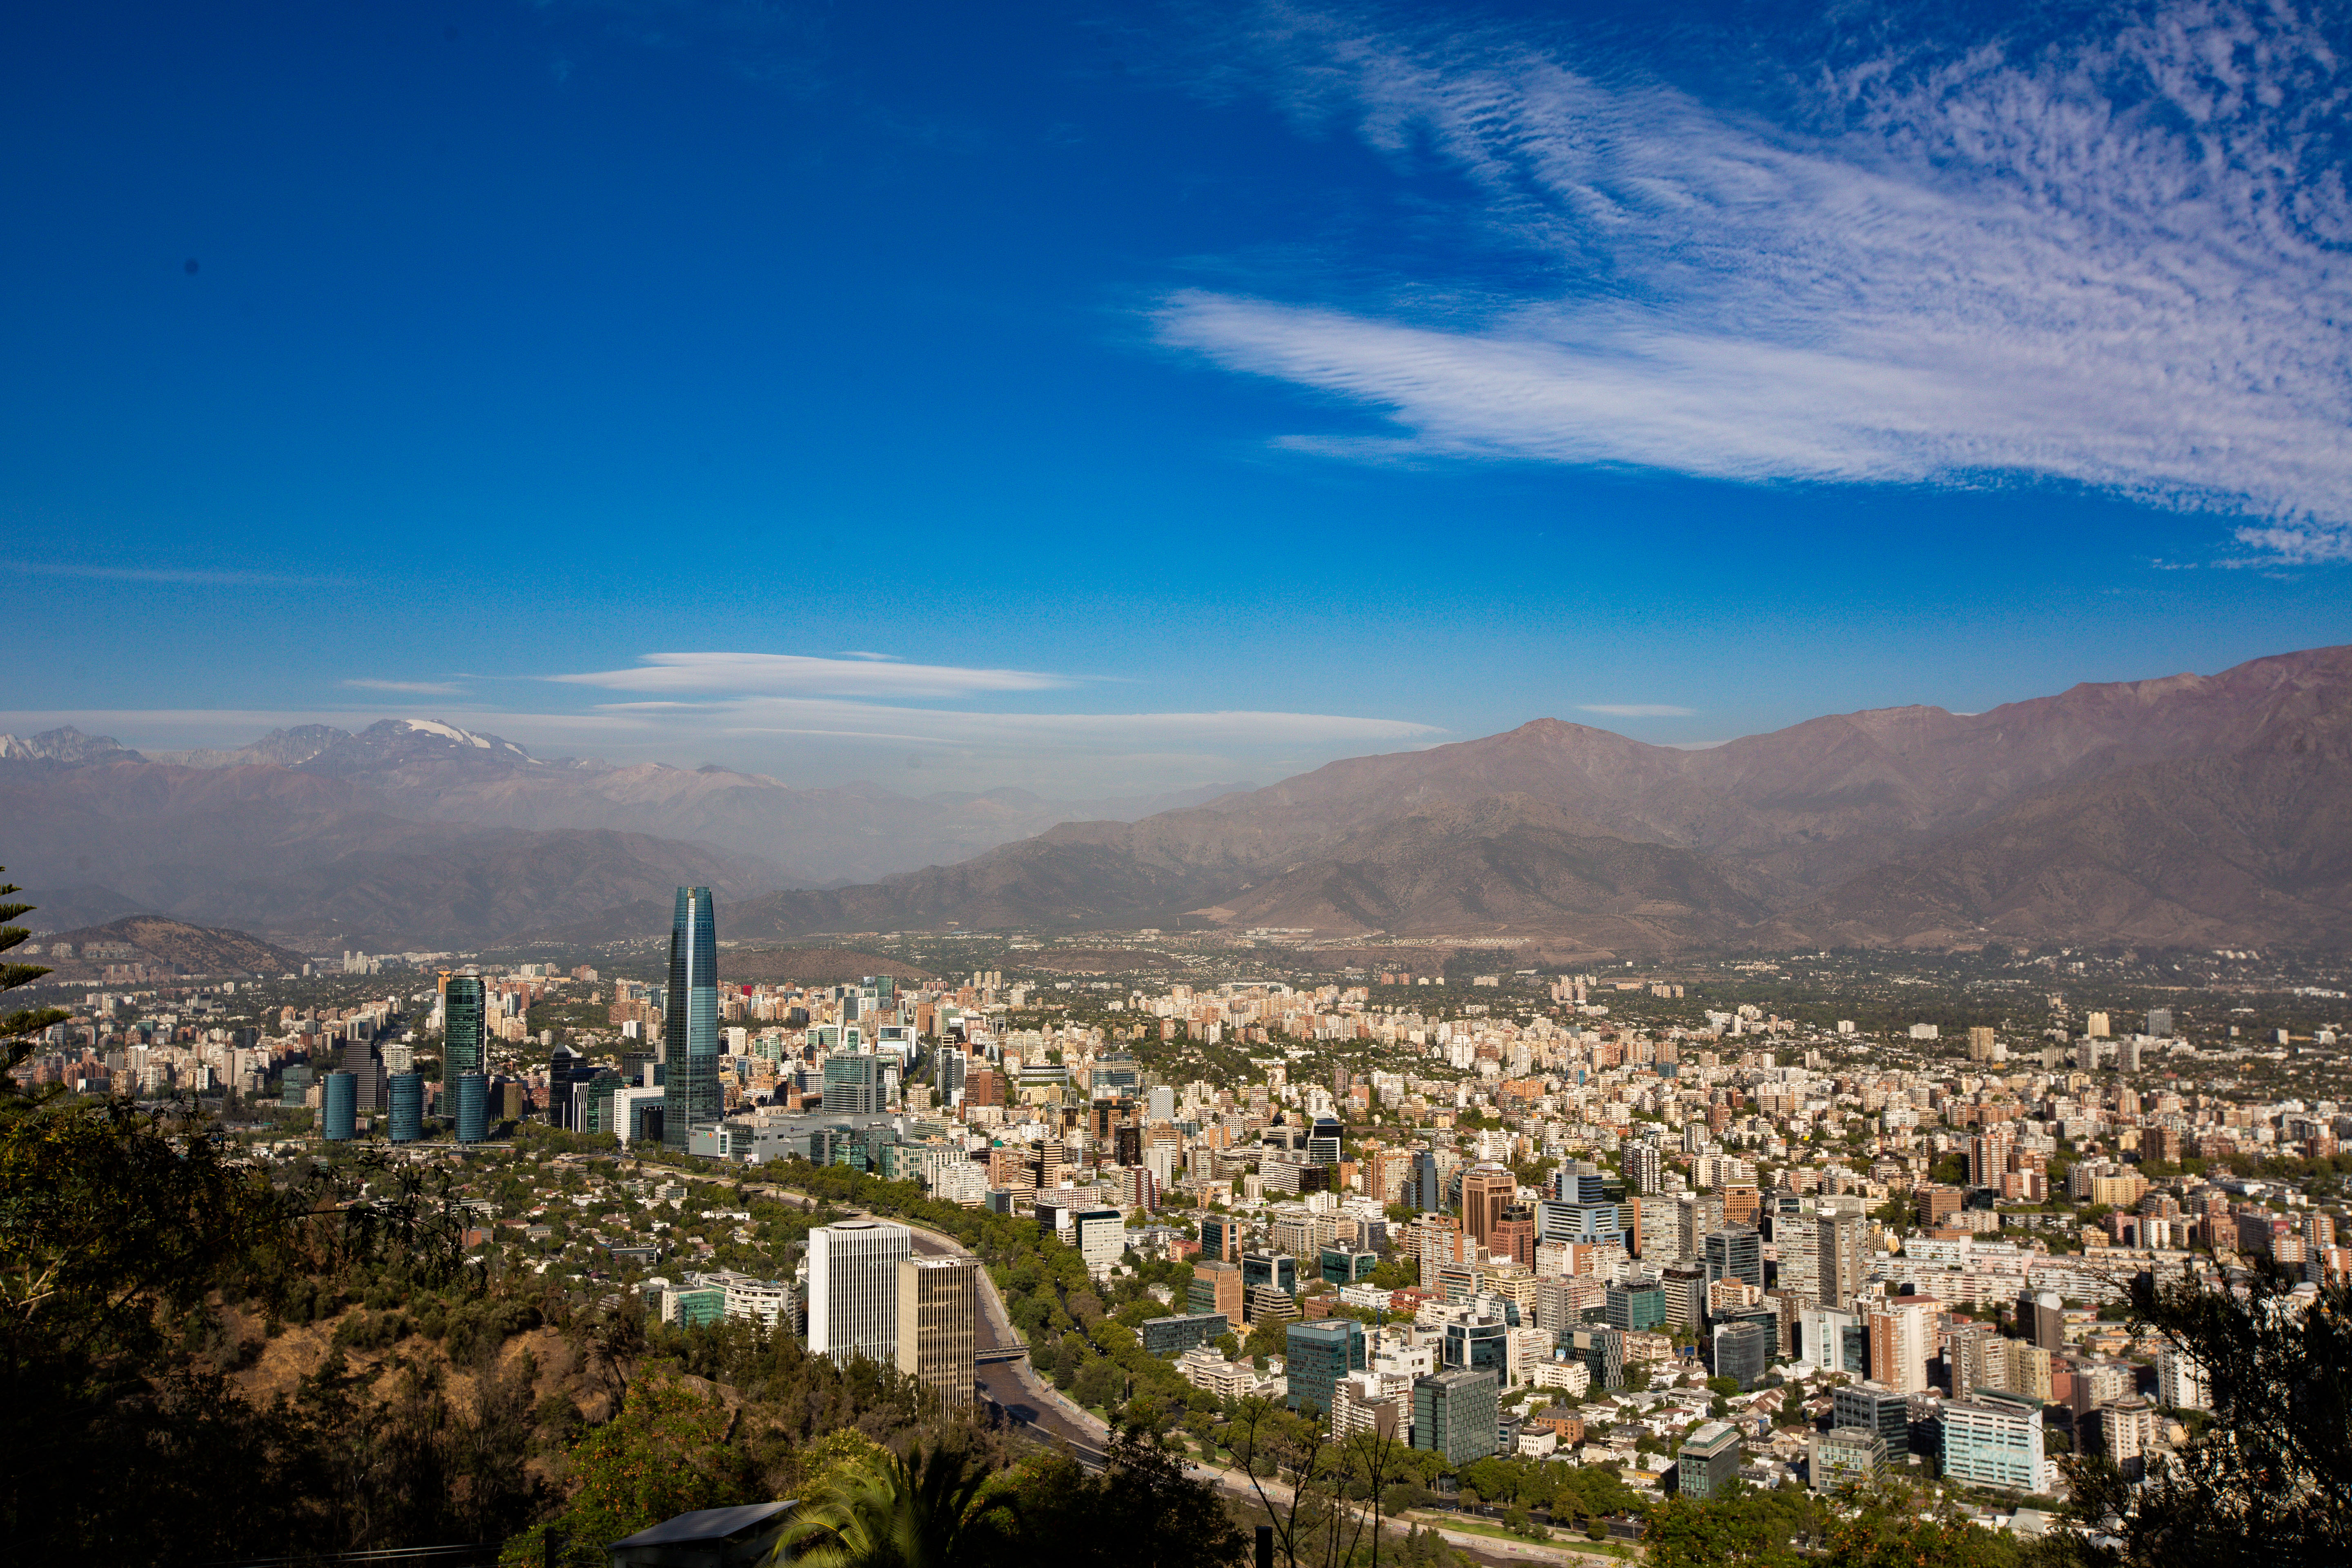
[
  {"xmin": 1161, "ymin": 2, "xmax": 2352, "ymax": 560},
  {"xmin": 555, "ymin": 651, "xmax": 1072, "ymax": 699},
  {"xmin": 598, "ymin": 695, "xmax": 1442, "ymax": 750},
  {"xmin": 344, "ymin": 679, "xmax": 466, "ymax": 695},
  {"xmin": 16, "ymin": 562, "xmax": 344, "ymax": 586}
]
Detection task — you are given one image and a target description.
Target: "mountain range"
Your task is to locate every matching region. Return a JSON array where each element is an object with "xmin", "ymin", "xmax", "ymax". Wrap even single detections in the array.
[
  {"xmin": 0, "ymin": 720, "xmax": 1241, "ymax": 951},
  {"xmin": 717, "ymin": 644, "xmax": 2352, "ymax": 956},
  {"xmin": 6, "ymin": 644, "xmax": 2345, "ymax": 955}
]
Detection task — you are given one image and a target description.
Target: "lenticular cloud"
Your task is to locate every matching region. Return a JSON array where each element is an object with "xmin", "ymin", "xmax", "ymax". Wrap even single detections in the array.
[{"xmin": 1160, "ymin": 2, "xmax": 2352, "ymax": 561}]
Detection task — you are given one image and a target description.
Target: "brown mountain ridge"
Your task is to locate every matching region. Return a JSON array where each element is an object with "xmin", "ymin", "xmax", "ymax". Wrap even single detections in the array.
[{"xmin": 718, "ymin": 644, "xmax": 2352, "ymax": 955}]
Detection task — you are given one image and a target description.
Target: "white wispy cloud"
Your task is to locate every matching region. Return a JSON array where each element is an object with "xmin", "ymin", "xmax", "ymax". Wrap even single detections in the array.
[
  {"xmin": 1162, "ymin": 3, "xmax": 2352, "ymax": 560},
  {"xmin": 555, "ymin": 651, "xmax": 1071, "ymax": 699},
  {"xmin": 1577, "ymin": 704, "xmax": 1695, "ymax": 717},
  {"xmin": 17, "ymin": 562, "xmax": 344, "ymax": 586},
  {"xmin": 343, "ymin": 678, "xmax": 466, "ymax": 695}
]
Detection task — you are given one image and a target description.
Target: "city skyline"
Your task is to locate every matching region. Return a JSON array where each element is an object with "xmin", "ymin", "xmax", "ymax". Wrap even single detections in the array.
[{"xmin": 7, "ymin": 1, "xmax": 2350, "ymax": 795}]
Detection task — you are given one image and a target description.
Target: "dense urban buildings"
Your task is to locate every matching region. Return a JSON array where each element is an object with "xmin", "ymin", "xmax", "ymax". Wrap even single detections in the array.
[{"xmin": 8, "ymin": 893, "xmax": 2347, "ymax": 1546}]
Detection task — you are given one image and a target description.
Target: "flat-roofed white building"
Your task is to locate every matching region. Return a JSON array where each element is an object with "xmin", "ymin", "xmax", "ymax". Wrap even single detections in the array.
[{"xmin": 809, "ymin": 1219, "xmax": 912, "ymax": 1367}]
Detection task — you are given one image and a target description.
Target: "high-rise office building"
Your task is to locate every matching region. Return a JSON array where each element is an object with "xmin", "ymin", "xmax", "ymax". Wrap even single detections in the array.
[
  {"xmin": 1286, "ymin": 1319, "xmax": 1366, "ymax": 1420},
  {"xmin": 1199, "ymin": 1214, "xmax": 1241, "ymax": 1264},
  {"xmin": 662, "ymin": 887, "xmax": 721, "ymax": 1152},
  {"xmin": 1675, "ymin": 1422, "xmax": 1742, "ymax": 1500},
  {"xmin": 1704, "ymin": 1227, "xmax": 1764, "ymax": 1291},
  {"xmin": 1711, "ymin": 1318, "xmax": 1773, "ymax": 1390},
  {"xmin": 1307, "ymin": 1116, "xmax": 1342, "ymax": 1166},
  {"xmin": 1606, "ymin": 1279, "xmax": 1667, "ymax": 1332},
  {"xmin": 453, "ymin": 1073, "xmax": 489, "ymax": 1144},
  {"xmin": 322, "ymin": 1071, "xmax": 357, "ymax": 1141},
  {"xmin": 1533, "ymin": 1203, "xmax": 1627, "ymax": 1250},
  {"xmin": 1188, "ymin": 1261, "xmax": 1243, "ymax": 1320},
  {"xmin": 1410, "ymin": 1368, "xmax": 1498, "ymax": 1464},
  {"xmin": 339, "ymin": 1037, "xmax": 386, "ymax": 1113},
  {"xmin": 548, "ymin": 1044, "xmax": 599, "ymax": 1127},
  {"xmin": 1242, "ymin": 1252, "xmax": 1298, "ymax": 1296},
  {"xmin": 1442, "ymin": 1315, "xmax": 1509, "ymax": 1380},
  {"xmin": 809, "ymin": 1219, "xmax": 913, "ymax": 1366},
  {"xmin": 443, "ymin": 973, "xmax": 487, "ymax": 1086},
  {"xmin": 387, "ymin": 1072, "xmax": 424, "ymax": 1143},
  {"xmin": 895, "ymin": 1255, "xmax": 976, "ymax": 1409},
  {"xmin": 1551, "ymin": 1164, "xmax": 1609, "ymax": 1204},
  {"xmin": 1833, "ymin": 1381, "xmax": 1912, "ymax": 1457},
  {"xmin": 444, "ymin": 973, "xmax": 491, "ymax": 1133},
  {"xmin": 1411, "ymin": 1149, "xmax": 1442, "ymax": 1213},
  {"xmin": 1567, "ymin": 1325, "xmax": 1626, "ymax": 1391},
  {"xmin": 823, "ymin": 1052, "xmax": 882, "ymax": 1114},
  {"xmin": 1461, "ymin": 1166, "xmax": 1514, "ymax": 1250}
]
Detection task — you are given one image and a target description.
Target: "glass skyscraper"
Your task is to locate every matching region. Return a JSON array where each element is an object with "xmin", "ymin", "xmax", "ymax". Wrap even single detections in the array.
[
  {"xmin": 662, "ymin": 886, "xmax": 720, "ymax": 1151},
  {"xmin": 453, "ymin": 1073, "xmax": 489, "ymax": 1144},
  {"xmin": 387, "ymin": 1072, "xmax": 423, "ymax": 1143},
  {"xmin": 443, "ymin": 974, "xmax": 486, "ymax": 1079},
  {"xmin": 322, "ymin": 1071, "xmax": 357, "ymax": 1141}
]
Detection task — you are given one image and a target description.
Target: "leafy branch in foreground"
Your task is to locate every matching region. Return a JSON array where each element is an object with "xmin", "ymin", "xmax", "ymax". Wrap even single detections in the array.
[
  {"xmin": 2065, "ymin": 1267, "xmax": 2352, "ymax": 1566},
  {"xmin": 0, "ymin": 866, "xmax": 69, "ymax": 1082}
]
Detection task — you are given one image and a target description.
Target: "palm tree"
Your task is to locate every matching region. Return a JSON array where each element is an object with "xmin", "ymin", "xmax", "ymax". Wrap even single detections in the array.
[{"xmin": 774, "ymin": 1441, "xmax": 1007, "ymax": 1568}]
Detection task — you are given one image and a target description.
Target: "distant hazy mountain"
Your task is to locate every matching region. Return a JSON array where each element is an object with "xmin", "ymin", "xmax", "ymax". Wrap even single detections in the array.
[
  {"xmin": 716, "ymin": 644, "xmax": 2352, "ymax": 955},
  {"xmin": 143, "ymin": 718, "xmax": 1245, "ymax": 886},
  {"xmin": 15, "ymin": 650, "xmax": 2346, "ymax": 956},
  {"xmin": 0, "ymin": 717, "xmax": 1247, "ymax": 951},
  {"xmin": 0, "ymin": 726, "xmax": 136, "ymax": 765},
  {"xmin": 149, "ymin": 724, "xmax": 353, "ymax": 769}
]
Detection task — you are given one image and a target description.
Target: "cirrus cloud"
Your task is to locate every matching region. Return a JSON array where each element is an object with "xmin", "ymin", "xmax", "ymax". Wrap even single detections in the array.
[
  {"xmin": 554, "ymin": 651, "xmax": 1072, "ymax": 699},
  {"xmin": 1162, "ymin": 2, "xmax": 2352, "ymax": 561}
]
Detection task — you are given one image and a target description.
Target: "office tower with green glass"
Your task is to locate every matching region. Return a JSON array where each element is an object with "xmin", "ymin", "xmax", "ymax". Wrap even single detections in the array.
[
  {"xmin": 443, "ymin": 974, "xmax": 486, "ymax": 1081},
  {"xmin": 662, "ymin": 886, "xmax": 721, "ymax": 1151}
]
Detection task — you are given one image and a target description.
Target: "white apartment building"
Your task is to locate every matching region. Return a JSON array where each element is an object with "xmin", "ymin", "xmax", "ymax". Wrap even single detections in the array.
[{"xmin": 2156, "ymin": 1347, "xmax": 2211, "ymax": 1411}]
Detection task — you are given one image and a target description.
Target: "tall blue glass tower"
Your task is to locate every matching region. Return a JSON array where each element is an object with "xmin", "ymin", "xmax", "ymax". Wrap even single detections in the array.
[
  {"xmin": 322, "ymin": 1071, "xmax": 357, "ymax": 1142},
  {"xmin": 387, "ymin": 1071, "xmax": 424, "ymax": 1143},
  {"xmin": 662, "ymin": 886, "xmax": 720, "ymax": 1151}
]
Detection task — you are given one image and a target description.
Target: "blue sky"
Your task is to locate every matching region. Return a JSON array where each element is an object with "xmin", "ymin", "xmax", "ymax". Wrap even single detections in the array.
[{"xmin": 6, "ymin": 0, "xmax": 2349, "ymax": 795}]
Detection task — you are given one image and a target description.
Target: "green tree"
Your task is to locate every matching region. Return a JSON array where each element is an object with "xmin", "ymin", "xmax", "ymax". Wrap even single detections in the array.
[
  {"xmin": 0, "ymin": 867, "xmax": 69, "ymax": 1079},
  {"xmin": 778, "ymin": 1439, "xmax": 1006, "ymax": 1568},
  {"xmin": 1642, "ymin": 1488, "xmax": 1815, "ymax": 1568},
  {"xmin": 561, "ymin": 1377, "xmax": 757, "ymax": 1546},
  {"xmin": 998, "ymin": 1434, "xmax": 1247, "ymax": 1568},
  {"xmin": 2064, "ymin": 1269, "xmax": 2351, "ymax": 1566},
  {"xmin": 1819, "ymin": 1478, "xmax": 2025, "ymax": 1567}
]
